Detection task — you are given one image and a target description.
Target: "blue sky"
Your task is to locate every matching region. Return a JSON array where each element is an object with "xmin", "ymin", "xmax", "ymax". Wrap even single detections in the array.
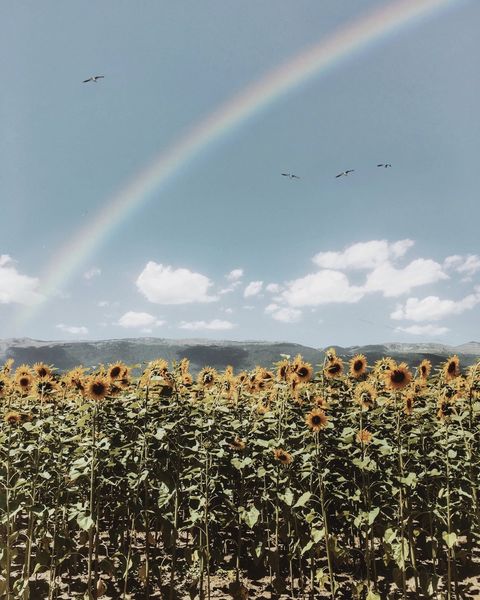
[{"xmin": 1, "ymin": 0, "xmax": 479, "ymax": 347}]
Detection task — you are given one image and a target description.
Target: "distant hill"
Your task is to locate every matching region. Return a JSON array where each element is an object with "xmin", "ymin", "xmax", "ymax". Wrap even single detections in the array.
[{"xmin": 0, "ymin": 337, "xmax": 478, "ymax": 374}]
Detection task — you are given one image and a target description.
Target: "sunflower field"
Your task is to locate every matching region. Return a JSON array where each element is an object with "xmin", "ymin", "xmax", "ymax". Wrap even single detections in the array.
[{"xmin": 0, "ymin": 352, "xmax": 479, "ymax": 599}]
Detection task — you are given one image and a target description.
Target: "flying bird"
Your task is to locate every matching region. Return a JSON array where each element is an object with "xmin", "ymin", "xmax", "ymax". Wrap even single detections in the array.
[
  {"xmin": 335, "ymin": 170, "xmax": 355, "ymax": 178},
  {"xmin": 377, "ymin": 163, "xmax": 392, "ymax": 168},
  {"xmin": 83, "ymin": 75, "xmax": 105, "ymax": 83},
  {"xmin": 281, "ymin": 173, "xmax": 300, "ymax": 179}
]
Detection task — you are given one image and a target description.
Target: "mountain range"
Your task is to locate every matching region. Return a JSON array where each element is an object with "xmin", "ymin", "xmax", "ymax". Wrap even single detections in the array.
[{"xmin": 1, "ymin": 337, "xmax": 479, "ymax": 374}]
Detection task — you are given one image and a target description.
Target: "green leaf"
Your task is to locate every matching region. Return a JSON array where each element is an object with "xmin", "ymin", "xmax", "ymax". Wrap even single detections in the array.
[
  {"xmin": 243, "ymin": 505, "xmax": 260, "ymax": 529},
  {"xmin": 293, "ymin": 491, "xmax": 311, "ymax": 509},
  {"xmin": 366, "ymin": 591, "xmax": 381, "ymax": 600},
  {"xmin": 442, "ymin": 531, "xmax": 457, "ymax": 549},
  {"xmin": 311, "ymin": 527, "xmax": 325, "ymax": 543},
  {"xmin": 368, "ymin": 507, "xmax": 380, "ymax": 526},
  {"xmin": 76, "ymin": 514, "xmax": 94, "ymax": 531}
]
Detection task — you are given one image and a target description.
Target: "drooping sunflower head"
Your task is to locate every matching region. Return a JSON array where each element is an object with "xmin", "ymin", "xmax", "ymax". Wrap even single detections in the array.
[
  {"xmin": 324, "ymin": 357, "xmax": 344, "ymax": 379},
  {"xmin": 197, "ymin": 367, "xmax": 217, "ymax": 388},
  {"xmin": 384, "ymin": 363, "xmax": 412, "ymax": 391},
  {"xmin": 313, "ymin": 395, "xmax": 329, "ymax": 409},
  {"xmin": 236, "ymin": 371, "xmax": 248, "ymax": 386},
  {"xmin": 108, "ymin": 361, "xmax": 128, "ymax": 381},
  {"xmin": 276, "ymin": 359, "xmax": 291, "ymax": 382},
  {"xmin": 437, "ymin": 398, "xmax": 454, "ymax": 421},
  {"xmin": 33, "ymin": 362, "xmax": 52, "ymax": 379},
  {"xmin": 273, "ymin": 448, "xmax": 293, "ymax": 466},
  {"xmin": 305, "ymin": 408, "xmax": 329, "ymax": 432},
  {"xmin": 4, "ymin": 410, "xmax": 22, "ymax": 426},
  {"xmin": 63, "ymin": 367, "xmax": 87, "ymax": 393},
  {"xmin": 230, "ymin": 437, "xmax": 246, "ymax": 451},
  {"xmin": 403, "ymin": 393, "xmax": 415, "ymax": 416},
  {"xmin": 354, "ymin": 382, "xmax": 377, "ymax": 410},
  {"xmin": 356, "ymin": 429, "xmax": 373, "ymax": 445},
  {"xmin": 148, "ymin": 359, "xmax": 169, "ymax": 377},
  {"xmin": 255, "ymin": 367, "xmax": 275, "ymax": 390},
  {"xmin": 443, "ymin": 355, "xmax": 460, "ymax": 381},
  {"xmin": 417, "ymin": 359, "xmax": 432, "ymax": 380},
  {"xmin": 85, "ymin": 375, "xmax": 110, "ymax": 401},
  {"xmin": 291, "ymin": 355, "xmax": 314, "ymax": 383},
  {"xmin": 0, "ymin": 374, "xmax": 12, "ymax": 398},
  {"xmin": 349, "ymin": 354, "xmax": 368, "ymax": 379},
  {"xmin": 36, "ymin": 376, "xmax": 59, "ymax": 398}
]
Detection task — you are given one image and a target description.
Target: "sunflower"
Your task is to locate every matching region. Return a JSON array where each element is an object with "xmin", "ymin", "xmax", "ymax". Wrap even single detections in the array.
[
  {"xmin": 373, "ymin": 358, "xmax": 396, "ymax": 374},
  {"xmin": 182, "ymin": 373, "xmax": 193, "ymax": 387},
  {"xmin": 36, "ymin": 376, "xmax": 59, "ymax": 398},
  {"xmin": 85, "ymin": 375, "xmax": 110, "ymax": 401},
  {"xmin": 2, "ymin": 358, "xmax": 14, "ymax": 374},
  {"xmin": 197, "ymin": 367, "xmax": 217, "ymax": 388},
  {"xmin": 230, "ymin": 437, "xmax": 246, "ymax": 451},
  {"xmin": 33, "ymin": 362, "xmax": 52, "ymax": 379},
  {"xmin": 148, "ymin": 359, "xmax": 169, "ymax": 376},
  {"xmin": 354, "ymin": 382, "xmax": 377, "ymax": 410},
  {"xmin": 236, "ymin": 371, "xmax": 248, "ymax": 386},
  {"xmin": 15, "ymin": 372, "xmax": 34, "ymax": 395},
  {"xmin": 4, "ymin": 410, "xmax": 21, "ymax": 425},
  {"xmin": 349, "ymin": 354, "xmax": 368, "ymax": 379},
  {"xmin": 356, "ymin": 429, "xmax": 373, "ymax": 445},
  {"xmin": 443, "ymin": 355, "xmax": 460, "ymax": 381},
  {"xmin": 417, "ymin": 359, "xmax": 432, "ymax": 380},
  {"xmin": 63, "ymin": 367, "xmax": 87, "ymax": 393},
  {"xmin": 384, "ymin": 363, "xmax": 412, "ymax": 391},
  {"xmin": 273, "ymin": 448, "xmax": 293, "ymax": 466},
  {"xmin": 108, "ymin": 361, "xmax": 128, "ymax": 380},
  {"xmin": 325, "ymin": 348, "xmax": 337, "ymax": 363},
  {"xmin": 305, "ymin": 408, "xmax": 328, "ymax": 432},
  {"xmin": 324, "ymin": 358, "xmax": 344, "ymax": 379},
  {"xmin": 437, "ymin": 398, "xmax": 454, "ymax": 421},
  {"xmin": 403, "ymin": 393, "xmax": 415, "ymax": 416},
  {"xmin": 291, "ymin": 355, "xmax": 314, "ymax": 383},
  {"xmin": 313, "ymin": 395, "xmax": 329, "ymax": 409},
  {"xmin": 0, "ymin": 374, "xmax": 12, "ymax": 398},
  {"xmin": 255, "ymin": 367, "xmax": 275, "ymax": 390},
  {"xmin": 276, "ymin": 359, "xmax": 291, "ymax": 382}
]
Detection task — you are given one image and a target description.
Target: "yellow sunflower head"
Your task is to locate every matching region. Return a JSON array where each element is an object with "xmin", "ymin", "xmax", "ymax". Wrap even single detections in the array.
[
  {"xmin": 349, "ymin": 354, "xmax": 368, "ymax": 379},
  {"xmin": 15, "ymin": 372, "xmax": 34, "ymax": 394},
  {"xmin": 33, "ymin": 362, "xmax": 52, "ymax": 379},
  {"xmin": 305, "ymin": 408, "xmax": 329, "ymax": 432},
  {"xmin": 197, "ymin": 367, "xmax": 217, "ymax": 388},
  {"xmin": 437, "ymin": 398, "xmax": 454, "ymax": 421},
  {"xmin": 108, "ymin": 361, "xmax": 128, "ymax": 380},
  {"xmin": 384, "ymin": 363, "xmax": 412, "ymax": 391},
  {"xmin": 85, "ymin": 375, "xmax": 110, "ymax": 401},
  {"xmin": 354, "ymin": 382, "xmax": 377, "ymax": 410},
  {"xmin": 0, "ymin": 374, "xmax": 12, "ymax": 398},
  {"xmin": 417, "ymin": 359, "xmax": 432, "ymax": 380},
  {"xmin": 356, "ymin": 429, "xmax": 373, "ymax": 445},
  {"xmin": 324, "ymin": 357, "xmax": 344, "ymax": 379},
  {"xmin": 4, "ymin": 410, "xmax": 22, "ymax": 425},
  {"xmin": 443, "ymin": 355, "xmax": 460, "ymax": 381},
  {"xmin": 374, "ymin": 357, "xmax": 397, "ymax": 375},
  {"xmin": 276, "ymin": 359, "xmax": 291, "ymax": 382},
  {"xmin": 325, "ymin": 348, "xmax": 337, "ymax": 363},
  {"xmin": 36, "ymin": 376, "xmax": 59, "ymax": 398},
  {"xmin": 273, "ymin": 448, "xmax": 293, "ymax": 466},
  {"xmin": 2, "ymin": 358, "xmax": 14, "ymax": 375},
  {"xmin": 291, "ymin": 355, "xmax": 314, "ymax": 383}
]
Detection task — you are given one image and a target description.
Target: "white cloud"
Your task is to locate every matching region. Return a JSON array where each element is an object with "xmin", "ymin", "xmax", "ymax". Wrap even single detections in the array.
[
  {"xmin": 244, "ymin": 281, "xmax": 263, "ymax": 298},
  {"xmin": 117, "ymin": 311, "xmax": 165, "ymax": 329},
  {"xmin": 312, "ymin": 239, "xmax": 414, "ymax": 271},
  {"xmin": 266, "ymin": 283, "xmax": 281, "ymax": 293},
  {"xmin": 56, "ymin": 323, "xmax": 88, "ymax": 335},
  {"xmin": 444, "ymin": 254, "xmax": 480, "ymax": 278},
  {"xmin": 226, "ymin": 268, "xmax": 243, "ymax": 281},
  {"xmin": 281, "ymin": 270, "xmax": 364, "ymax": 307},
  {"xmin": 391, "ymin": 291, "xmax": 480, "ymax": 322},
  {"xmin": 84, "ymin": 267, "xmax": 101, "ymax": 280},
  {"xmin": 364, "ymin": 259, "xmax": 447, "ymax": 297},
  {"xmin": 396, "ymin": 324, "xmax": 449, "ymax": 336},
  {"xmin": 136, "ymin": 262, "xmax": 217, "ymax": 304},
  {"xmin": 98, "ymin": 300, "xmax": 109, "ymax": 308},
  {"xmin": 222, "ymin": 307, "xmax": 234, "ymax": 314},
  {"xmin": 265, "ymin": 303, "xmax": 302, "ymax": 323},
  {"xmin": 179, "ymin": 319, "xmax": 236, "ymax": 330},
  {"xmin": 0, "ymin": 254, "xmax": 43, "ymax": 305}
]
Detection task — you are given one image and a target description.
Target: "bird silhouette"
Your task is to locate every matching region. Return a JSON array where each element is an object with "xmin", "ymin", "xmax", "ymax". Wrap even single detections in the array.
[
  {"xmin": 336, "ymin": 169, "xmax": 355, "ymax": 178},
  {"xmin": 377, "ymin": 163, "xmax": 392, "ymax": 168},
  {"xmin": 281, "ymin": 173, "xmax": 300, "ymax": 179},
  {"xmin": 83, "ymin": 75, "xmax": 105, "ymax": 83}
]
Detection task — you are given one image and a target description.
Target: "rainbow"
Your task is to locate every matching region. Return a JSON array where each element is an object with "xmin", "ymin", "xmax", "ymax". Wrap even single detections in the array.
[{"xmin": 18, "ymin": 0, "xmax": 464, "ymax": 329}]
